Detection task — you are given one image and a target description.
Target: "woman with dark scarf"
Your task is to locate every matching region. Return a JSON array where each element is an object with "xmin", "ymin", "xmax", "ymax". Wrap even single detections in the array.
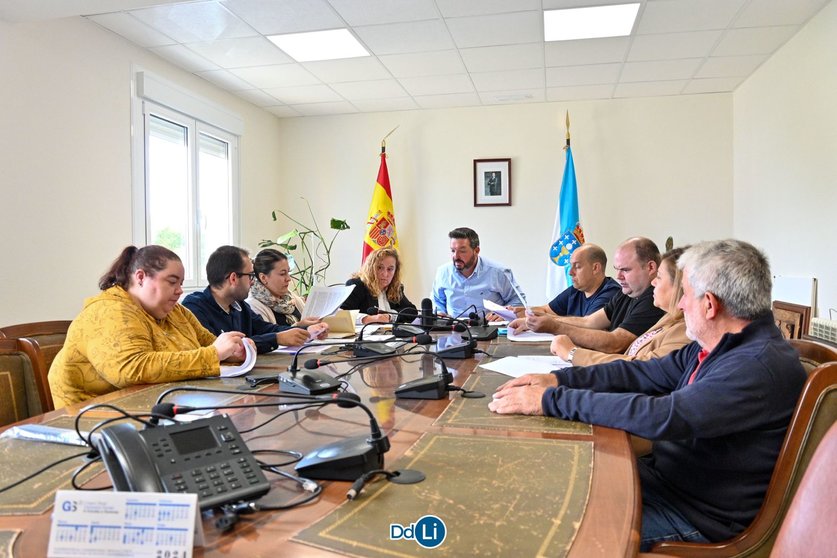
[{"xmin": 246, "ymin": 249, "xmax": 321, "ymax": 327}]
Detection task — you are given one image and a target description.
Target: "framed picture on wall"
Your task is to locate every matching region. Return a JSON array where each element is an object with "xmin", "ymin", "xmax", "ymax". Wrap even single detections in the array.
[
  {"xmin": 474, "ymin": 158, "xmax": 511, "ymax": 207},
  {"xmin": 772, "ymin": 300, "xmax": 812, "ymax": 340}
]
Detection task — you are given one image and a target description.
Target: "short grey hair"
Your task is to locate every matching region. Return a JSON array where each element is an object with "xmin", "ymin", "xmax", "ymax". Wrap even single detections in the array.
[{"xmin": 677, "ymin": 239, "xmax": 772, "ymax": 320}]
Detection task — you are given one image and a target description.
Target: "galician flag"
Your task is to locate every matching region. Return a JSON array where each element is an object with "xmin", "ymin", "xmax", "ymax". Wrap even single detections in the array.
[
  {"xmin": 362, "ymin": 148, "xmax": 398, "ymax": 262},
  {"xmin": 546, "ymin": 114, "xmax": 584, "ymax": 298}
]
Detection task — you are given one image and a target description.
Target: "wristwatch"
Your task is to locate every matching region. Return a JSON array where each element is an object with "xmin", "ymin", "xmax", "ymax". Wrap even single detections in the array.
[{"xmin": 566, "ymin": 347, "xmax": 578, "ymax": 363}]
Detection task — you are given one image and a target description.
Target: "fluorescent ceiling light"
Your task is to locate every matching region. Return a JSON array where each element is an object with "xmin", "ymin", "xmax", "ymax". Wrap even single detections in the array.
[
  {"xmin": 544, "ymin": 3, "xmax": 640, "ymax": 41},
  {"xmin": 267, "ymin": 28, "xmax": 369, "ymax": 62}
]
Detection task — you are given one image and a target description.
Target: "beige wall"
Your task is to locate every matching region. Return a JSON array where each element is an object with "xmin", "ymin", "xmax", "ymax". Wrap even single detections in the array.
[
  {"xmin": 272, "ymin": 95, "xmax": 733, "ymax": 306},
  {"xmin": 0, "ymin": 17, "xmax": 283, "ymax": 324},
  {"xmin": 733, "ymin": 0, "xmax": 837, "ymax": 317}
]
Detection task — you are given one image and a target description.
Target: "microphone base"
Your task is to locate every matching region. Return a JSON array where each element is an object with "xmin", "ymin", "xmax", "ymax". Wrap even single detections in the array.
[
  {"xmin": 434, "ymin": 339, "xmax": 475, "ymax": 359},
  {"xmin": 353, "ymin": 342, "xmax": 400, "ymax": 358},
  {"xmin": 295, "ymin": 435, "xmax": 386, "ymax": 481},
  {"xmin": 278, "ymin": 371, "xmax": 341, "ymax": 396},
  {"xmin": 395, "ymin": 375, "xmax": 449, "ymax": 399},
  {"xmin": 465, "ymin": 325, "xmax": 499, "ymax": 341},
  {"xmin": 392, "ymin": 324, "xmax": 425, "ymax": 338}
]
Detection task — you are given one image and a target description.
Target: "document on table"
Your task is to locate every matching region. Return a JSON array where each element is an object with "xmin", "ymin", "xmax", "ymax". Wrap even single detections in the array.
[
  {"xmin": 483, "ymin": 299, "xmax": 516, "ymax": 322},
  {"xmin": 479, "ymin": 355, "xmax": 571, "ymax": 377},
  {"xmin": 301, "ymin": 285, "xmax": 356, "ymax": 319},
  {"xmin": 220, "ymin": 340, "xmax": 256, "ymax": 377},
  {"xmin": 506, "ymin": 328, "xmax": 554, "ymax": 343}
]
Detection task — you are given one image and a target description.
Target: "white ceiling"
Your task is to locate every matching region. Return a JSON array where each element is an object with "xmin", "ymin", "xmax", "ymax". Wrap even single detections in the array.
[{"xmin": 1, "ymin": 0, "xmax": 830, "ymax": 118}]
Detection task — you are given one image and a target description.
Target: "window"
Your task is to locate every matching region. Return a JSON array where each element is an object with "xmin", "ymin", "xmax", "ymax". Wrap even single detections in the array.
[{"xmin": 132, "ymin": 71, "xmax": 241, "ymax": 287}]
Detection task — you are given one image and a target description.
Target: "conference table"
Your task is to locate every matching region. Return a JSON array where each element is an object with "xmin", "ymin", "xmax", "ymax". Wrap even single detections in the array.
[{"xmin": 0, "ymin": 335, "xmax": 640, "ymax": 557}]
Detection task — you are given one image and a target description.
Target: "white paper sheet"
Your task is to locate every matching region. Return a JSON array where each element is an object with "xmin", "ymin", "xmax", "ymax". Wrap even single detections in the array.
[
  {"xmin": 301, "ymin": 285, "xmax": 356, "ymax": 319},
  {"xmin": 483, "ymin": 299, "xmax": 516, "ymax": 321},
  {"xmin": 219, "ymin": 340, "xmax": 256, "ymax": 377},
  {"xmin": 506, "ymin": 328, "xmax": 554, "ymax": 343},
  {"xmin": 478, "ymin": 355, "xmax": 570, "ymax": 377}
]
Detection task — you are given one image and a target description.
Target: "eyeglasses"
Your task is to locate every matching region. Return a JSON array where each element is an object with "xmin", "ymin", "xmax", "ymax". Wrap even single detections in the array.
[{"xmin": 233, "ymin": 272, "xmax": 256, "ymax": 281}]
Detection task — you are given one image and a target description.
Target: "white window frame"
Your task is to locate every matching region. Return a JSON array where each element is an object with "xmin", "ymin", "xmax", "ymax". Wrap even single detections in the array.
[{"xmin": 131, "ymin": 69, "xmax": 243, "ymax": 288}]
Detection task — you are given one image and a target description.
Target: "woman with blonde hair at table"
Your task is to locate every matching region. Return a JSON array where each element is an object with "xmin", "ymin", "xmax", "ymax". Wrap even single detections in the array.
[
  {"xmin": 49, "ymin": 245, "xmax": 246, "ymax": 408},
  {"xmin": 550, "ymin": 247, "xmax": 690, "ymax": 366},
  {"xmin": 341, "ymin": 247, "xmax": 416, "ymax": 324}
]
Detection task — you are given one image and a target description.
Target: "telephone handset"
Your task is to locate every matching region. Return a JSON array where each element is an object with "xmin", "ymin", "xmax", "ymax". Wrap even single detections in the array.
[{"xmin": 94, "ymin": 414, "xmax": 270, "ymax": 509}]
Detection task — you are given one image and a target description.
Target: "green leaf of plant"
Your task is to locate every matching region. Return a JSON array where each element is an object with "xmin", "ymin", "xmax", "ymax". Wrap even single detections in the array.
[
  {"xmin": 276, "ymin": 229, "xmax": 300, "ymax": 245},
  {"xmin": 330, "ymin": 218, "xmax": 350, "ymax": 231}
]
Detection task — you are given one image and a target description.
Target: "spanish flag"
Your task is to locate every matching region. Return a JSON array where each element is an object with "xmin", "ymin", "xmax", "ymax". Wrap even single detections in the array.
[{"xmin": 362, "ymin": 148, "xmax": 398, "ymax": 262}]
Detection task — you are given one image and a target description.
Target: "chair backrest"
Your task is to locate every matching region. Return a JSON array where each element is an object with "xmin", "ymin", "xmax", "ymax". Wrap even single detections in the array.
[
  {"xmin": 651, "ymin": 361, "xmax": 837, "ymax": 557},
  {"xmin": 770, "ymin": 421, "xmax": 837, "ymax": 558},
  {"xmin": 789, "ymin": 338, "xmax": 837, "ymax": 374},
  {"xmin": 0, "ymin": 338, "xmax": 49, "ymax": 426}
]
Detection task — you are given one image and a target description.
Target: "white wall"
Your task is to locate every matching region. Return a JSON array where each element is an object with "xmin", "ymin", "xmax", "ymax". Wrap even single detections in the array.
[
  {"xmin": 271, "ymin": 95, "xmax": 733, "ymax": 306},
  {"xmin": 733, "ymin": 0, "xmax": 837, "ymax": 317},
  {"xmin": 0, "ymin": 16, "xmax": 284, "ymax": 324}
]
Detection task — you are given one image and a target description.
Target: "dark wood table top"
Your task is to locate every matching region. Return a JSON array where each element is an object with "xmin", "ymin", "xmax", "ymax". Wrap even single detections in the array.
[{"xmin": 0, "ymin": 338, "xmax": 640, "ymax": 557}]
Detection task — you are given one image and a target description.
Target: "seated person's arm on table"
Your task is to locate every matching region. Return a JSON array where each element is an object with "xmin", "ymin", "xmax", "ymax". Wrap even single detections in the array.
[{"xmin": 559, "ymin": 325, "xmax": 637, "ymax": 354}]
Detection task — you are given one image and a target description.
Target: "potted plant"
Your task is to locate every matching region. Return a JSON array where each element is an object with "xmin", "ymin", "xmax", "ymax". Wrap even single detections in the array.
[{"xmin": 259, "ymin": 198, "xmax": 349, "ymax": 297}]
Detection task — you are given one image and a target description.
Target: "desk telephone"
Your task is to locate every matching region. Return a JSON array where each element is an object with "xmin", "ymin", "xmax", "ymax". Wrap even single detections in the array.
[{"xmin": 94, "ymin": 414, "xmax": 270, "ymax": 510}]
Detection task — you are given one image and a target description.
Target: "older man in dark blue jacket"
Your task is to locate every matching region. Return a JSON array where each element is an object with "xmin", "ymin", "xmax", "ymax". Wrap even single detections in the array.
[{"xmin": 489, "ymin": 239, "xmax": 805, "ymax": 551}]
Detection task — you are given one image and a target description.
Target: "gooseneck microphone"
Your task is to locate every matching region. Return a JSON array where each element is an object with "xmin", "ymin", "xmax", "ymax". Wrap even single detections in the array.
[
  {"xmin": 153, "ymin": 386, "xmax": 391, "ymax": 482},
  {"xmin": 420, "ymin": 298, "xmax": 434, "ymax": 328}
]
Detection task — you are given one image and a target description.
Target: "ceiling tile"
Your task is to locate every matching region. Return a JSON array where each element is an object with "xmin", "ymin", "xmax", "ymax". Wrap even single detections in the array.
[
  {"xmin": 460, "ymin": 43, "xmax": 544, "ymax": 72},
  {"xmin": 398, "ymin": 73, "xmax": 474, "ymax": 96},
  {"xmin": 546, "ymin": 63, "xmax": 622, "ymax": 87},
  {"xmin": 478, "ymin": 88, "xmax": 545, "ymax": 105},
  {"xmin": 330, "ymin": 79, "xmax": 408, "ymax": 100},
  {"xmin": 628, "ymin": 30, "xmax": 722, "ymax": 61},
  {"xmin": 265, "ymin": 105, "xmax": 301, "ymax": 117},
  {"xmin": 221, "ymin": 0, "xmax": 342, "ymax": 35},
  {"xmin": 87, "ymin": 13, "xmax": 176, "ymax": 47},
  {"xmin": 471, "ymin": 68, "xmax": 544, "ymax": 92},
  {"xmin": 328, "ymin": 0, "xmax": 439, "ymax": 26},
  {"xmin": 379, "ymin": 50, "xmax": 466, "ymax": 77},
  {"xmin": 413, "ymin": 92, "xmax": 482, "ymax": 109},
  {"xmin": 446, "ymin": 11, "xmax": 542, "ymax": 48},
  {"xmin": 713, "ymin": 26, "xmax": 798, "ymax": 56},
  {"xmin": 620, "ymin": 58, "xmax": 703, "ymax": 82},
  {"xmin": 187, "ymin": 36, "xmax": 292, "ymax": 68},
  {"xmin": 303, "ymin": 57, "xmax": 391, "ymax": 82},
  {"xmin": 545, "ymin": 37, "xmax": 630, "ymax": 67},
  {"xmin": 130, "ymin": 1, "xmax": 257, "ymax": 43},
  {"xmin": 262, "ymin": 84, "xmax": 343, "ymax": 104},
  {"xmin": 637, "ymin": 0, "xmax": 747, "ymax": 34},
  {"xmin": 290, "ymin": 101, "xmax": 359, "ymax": 116},
  {"xmin": 546, "ymin": 84, "xmax": 614, "ymax": 101},
  {"xmin": 195, "ymin": 69, "xmax": 256, "ymax": 90},
  {"xmin": 543, "ymin": 0, "xmax": 633, "ymax": 7},
  {"xmin": 695, "ymin": 54, "xmax": 767, "ymax": 78},
  {"xmin": 682, "ymin": 77, "xmax": 743, "ymax": 94},
  {"xmin": 614, "ymin": 80, "xmax": 688, "ymax": 97},
  {"xmin": 437, "ymin": 0, "xmax": 541, "ymax": 18},
  {"xmin": 230, "ymin": 63, "xmax": 321, "ymax": 88},
  {"xmin": 354, "ymin": 19, "xmax": 455, "ymax": 55},
  {"xmin": 235, "ymin": 88, "xmax": 282, "ymax": 106},
  {"xmin": 150, "ymin": 44, "xmax": 219, "ymax": 72},
  {"xmin": 734, "ymin": 0, "xmax": 831, "ymax": 27},
  {"xmin": 352, "ymin": 97, "xmax": 421, "ymax": 112}
]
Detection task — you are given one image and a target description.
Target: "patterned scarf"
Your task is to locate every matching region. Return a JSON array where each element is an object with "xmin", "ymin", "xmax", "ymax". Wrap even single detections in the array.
[{"xmin": 250, "ymin": 280, "xmax": 298, "ymax": 325}]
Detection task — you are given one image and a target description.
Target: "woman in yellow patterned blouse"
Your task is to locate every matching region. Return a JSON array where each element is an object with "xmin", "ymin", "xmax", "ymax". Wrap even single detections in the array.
[{"xmin": 49, "ymin": 245, "xmax": 246, "ymax": 408}]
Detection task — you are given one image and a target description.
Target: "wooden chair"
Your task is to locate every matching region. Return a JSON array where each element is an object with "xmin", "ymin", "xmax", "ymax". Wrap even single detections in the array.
[
  {"xmin": 650, "ymin": 361, "xmax": 837, "ymax": 557},
  {"xmin": 0, "ymin": 338, "xmax": 50, "ymax": 426},
  {"xmin": 769, "ymin": 421, "xmax": 837, "ymax": 558},
  {"xmin": 0, "ymin": 320, "xmax": 71, "ymax": 411},
  {"xmin": 789, "ymin": 337, "xmax": 837, "ymax": 371}
]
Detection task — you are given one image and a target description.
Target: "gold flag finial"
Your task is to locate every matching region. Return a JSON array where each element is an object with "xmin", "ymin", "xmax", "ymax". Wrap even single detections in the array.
[
  {"xmin": 381, "ymin": 125, "xmax": 399, "ymax": 153},
  {"xmin": 564, "ymin": 111, "xmax": 571, "ymax": 150}
]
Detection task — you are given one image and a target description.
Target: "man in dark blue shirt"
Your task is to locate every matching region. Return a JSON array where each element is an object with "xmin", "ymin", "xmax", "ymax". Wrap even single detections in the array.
[
  {"xmin": 183, "ymin": 246, "xmax": 327, "ymax": 353},
  {"xmin": 490, "ymin": 239, "xmax": 805, "ymax": 551}
]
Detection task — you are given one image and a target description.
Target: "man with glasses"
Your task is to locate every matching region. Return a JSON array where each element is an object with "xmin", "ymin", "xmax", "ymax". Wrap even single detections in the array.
[{"xmin": 184, "ymin": 245, "xmax": 328, "ymax": 353}]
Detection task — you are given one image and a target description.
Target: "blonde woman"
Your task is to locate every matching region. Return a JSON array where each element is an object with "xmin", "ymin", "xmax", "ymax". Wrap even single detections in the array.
[
  {"xmin": 551, "ymin": 247, "xmax": 690, "ymax": 365},
  {"xmin": 341, "ymin": 248, "xmax": 416, "ymax": 324}
]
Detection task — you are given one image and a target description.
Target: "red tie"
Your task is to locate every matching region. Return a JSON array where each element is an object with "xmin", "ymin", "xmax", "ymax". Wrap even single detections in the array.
[{"xmin": 688, "ymin": 349, "xmax": 710, "ymax": 385}]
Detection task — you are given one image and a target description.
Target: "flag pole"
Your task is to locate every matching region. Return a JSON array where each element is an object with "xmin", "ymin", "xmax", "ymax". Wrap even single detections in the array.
[
  {"xmin": 381, "ymin": 125, "xmax": 399, "ymax": 154},
  {"xmin": 565, "ymin": 111, "xmax": 571, "ymax": 150}
]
